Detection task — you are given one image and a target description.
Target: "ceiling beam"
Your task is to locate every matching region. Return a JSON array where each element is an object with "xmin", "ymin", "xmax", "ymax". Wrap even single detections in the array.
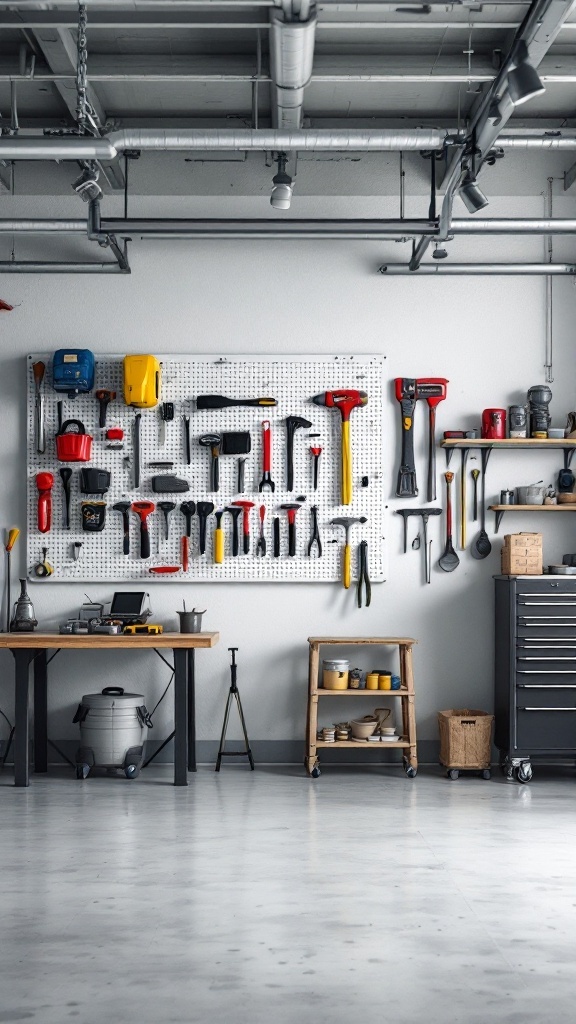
[{"xmin": 4, "ymin": 53, "xmax": 576, "ymax": 83}]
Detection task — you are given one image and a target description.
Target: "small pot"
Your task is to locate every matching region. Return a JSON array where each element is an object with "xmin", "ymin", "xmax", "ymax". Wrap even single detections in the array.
[{"xmin": 350, "ymin": 716, "xmax": 379, "ymax": 739}]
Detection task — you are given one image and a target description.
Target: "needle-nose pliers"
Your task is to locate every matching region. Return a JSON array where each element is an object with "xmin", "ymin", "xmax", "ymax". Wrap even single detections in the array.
[{"xmin": 357, "ymin": 540, "xmax": 372, "ymax": 608}]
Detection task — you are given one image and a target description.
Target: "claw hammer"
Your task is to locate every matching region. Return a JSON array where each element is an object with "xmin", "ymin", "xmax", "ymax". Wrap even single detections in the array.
[{"xmin": 312, "ymin": 390, "xmax": 368, "ymax": 505}]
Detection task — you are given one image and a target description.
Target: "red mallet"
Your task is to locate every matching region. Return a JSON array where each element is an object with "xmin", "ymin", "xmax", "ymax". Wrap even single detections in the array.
[{"xmin": 36, "ymin": 472, "xmax": 54, "ymax": 534}]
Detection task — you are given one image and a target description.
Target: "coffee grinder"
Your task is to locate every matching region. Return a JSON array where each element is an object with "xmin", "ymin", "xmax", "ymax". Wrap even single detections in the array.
[{"xmin": 527, "ymin": 385, "xmax": 552, "ymax": 438}]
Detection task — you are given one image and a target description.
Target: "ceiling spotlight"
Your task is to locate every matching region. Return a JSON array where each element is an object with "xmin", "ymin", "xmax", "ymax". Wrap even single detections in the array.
[
  {"xmin": 71, "ymin": 163, "xmax": 102, "ymax": 203},
  {"xmin": 457, "ymin": 175, "xmax": 489, "ymax": 214},
  {"xmin": 270, "ymin": 153, "xmax": 293, "ymax": 211},
  {"xmin": 507, "ymin": 41, "xmax": 545, "ymax": 106}
]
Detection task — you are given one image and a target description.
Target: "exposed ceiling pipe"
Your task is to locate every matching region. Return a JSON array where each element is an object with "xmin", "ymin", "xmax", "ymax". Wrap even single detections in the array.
[
  {"xmin": 0, "ymin": 128, "xmax": 452, "ymax": 159},
  {"xmin": 379, "ymin": 264, "xmax": 576, "ymax": 275},
  {"xmin": 0, "ymin": 262, "xmax": 127, "ymax": 273},
  {"xmin": 269, "ymin": 6, "xmax": 317, "ymax": 129},
  {"xmin": 2, "ymin": 217, "xmax": 576, "ymax": 239}
]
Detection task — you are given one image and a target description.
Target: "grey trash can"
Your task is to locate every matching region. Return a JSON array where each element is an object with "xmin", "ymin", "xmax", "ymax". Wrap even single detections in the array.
[{"xmin": 73, "ymin": 686, "xmax": 152, "ymax": 779}]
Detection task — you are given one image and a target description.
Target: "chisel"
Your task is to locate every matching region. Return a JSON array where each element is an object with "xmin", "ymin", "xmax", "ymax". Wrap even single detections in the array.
[{"xmin": 32, "ymin": 361, "xmax": 46, "ymax": 454}]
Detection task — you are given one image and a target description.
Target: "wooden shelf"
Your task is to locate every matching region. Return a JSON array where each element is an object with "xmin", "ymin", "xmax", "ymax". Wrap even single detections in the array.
[
  {"xmin": 316, "ymin": 739, "xmax": 410, "ymax": 748},
  {"xmin": 442, "ymin": 439, "xmax": 576, "ymax": 449},
  {"xmin": 308, "ymin": 636, "xmax": 417, "ymax": 646},
  {"xmin": 318, "ymin": 687, "xmax": 409, "ymax": 695},
  {"xmin": 489, "ymin": 504, "xmax": 576, "ymax": 532}
]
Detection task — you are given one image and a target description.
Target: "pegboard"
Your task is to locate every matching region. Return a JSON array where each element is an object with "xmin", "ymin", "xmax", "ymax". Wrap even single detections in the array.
[{"xmin": 26, "ymin": 354, "xmax": 385, "ymax": 583}]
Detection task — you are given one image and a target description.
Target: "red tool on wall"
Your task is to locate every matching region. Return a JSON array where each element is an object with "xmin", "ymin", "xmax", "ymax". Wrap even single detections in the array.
[
  {"xmin": 311, "ymin": 389, "xmax": 368, "ymax": 505},
  {"xmin": 36, "ymin": 472, "xmax": 54, "ymax": 534},
  {"xmin": 131, "ymin": 500, "xmax": 155, "ymax": 559},
  {"xmin": 416, "ymin": 378, "xmax": 449, "ymax": 502},
  {"xmin": 259, "ymin": 420, "xmax": 275, "ymax": 492}
]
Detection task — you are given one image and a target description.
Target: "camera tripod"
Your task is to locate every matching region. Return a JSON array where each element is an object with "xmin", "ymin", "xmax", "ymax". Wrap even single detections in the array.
[{"xmin": 215, "ymin": 647, "xmax": 254, "ymax": 772}]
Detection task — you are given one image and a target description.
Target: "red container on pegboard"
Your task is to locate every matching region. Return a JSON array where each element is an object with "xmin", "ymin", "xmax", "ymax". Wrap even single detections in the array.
[{"xmin": 56, "ymin": 420, "xmax": 93, "ymax": 462}]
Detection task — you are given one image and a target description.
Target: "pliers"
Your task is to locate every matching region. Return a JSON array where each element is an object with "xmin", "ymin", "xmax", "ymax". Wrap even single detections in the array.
[
  {"xmin": 307, "ymin": 505, "xmax": 322, "ymax": 557},
  {"xmin": 357, "ymin": 540, "xmax": 371, "ymax": 608}
]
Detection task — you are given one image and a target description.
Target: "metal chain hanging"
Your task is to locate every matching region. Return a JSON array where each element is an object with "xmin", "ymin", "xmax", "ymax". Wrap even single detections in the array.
[{"xmin": 76, "ymin": 2, "xmax": 88, "ymax": 133}]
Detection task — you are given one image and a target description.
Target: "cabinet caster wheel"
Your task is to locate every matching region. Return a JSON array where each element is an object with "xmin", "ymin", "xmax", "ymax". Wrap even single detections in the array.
[
  {"xmin": 124, "ymin": 764, "xmax": 140, "ymax": 779},
  {"xmin": 76, "ymin": 763, "xmax": 90, "ymax": 780},
  {"xmin": 403, "ymin": 759, "xmax": 417, "ymax": 778},
  {"xmin": 482, "ymin": 769, "xmax": 491, "ymax": 780},
  {"xmin": 516, "ymin": 763, "xmax": 532, "ymax": 784},
  {"xmin": 448, "ymin": 769, "xmax": 459, "ymax": 780},
  {"xmin": 310, "ymin": 766, "xmax": 321, "ymax": 778}
]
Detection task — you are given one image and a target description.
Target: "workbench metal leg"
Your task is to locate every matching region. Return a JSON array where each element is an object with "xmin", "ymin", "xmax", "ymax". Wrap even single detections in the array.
[
  {"xmin": 13, "ymin": 649, "xmax": 33, "ymax": 787},
  {"xmin": 187, "ymin": 649, "xmax": 196, "ymax": 772},
  {"xmin": 173, "ymin": 648, "xmax": 188, "ymax": 786},
  {"xmin": 33, "ymin": 649, "xmax": 48, "ymax": 773}
]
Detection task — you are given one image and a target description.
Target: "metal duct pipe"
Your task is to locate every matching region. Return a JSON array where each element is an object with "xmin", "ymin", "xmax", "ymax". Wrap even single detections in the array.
[
  {"xmin": 379, "ymin": 264, "xmax": 576, "ymax": 275},
  {"xmin": 2, "ymin": 218, "xmax": 576, "ymax": 238},
  {"xmin": 0, "ymin": 262, "xmax": 127, "ymax": 273},
  {"xmin": 0, "ymin": 129, "xmax": 450, "ymax": 159},
  {"xmin": 269, "ymin": 8, "xmax": 315, "ymax": 130},
  {"xmin": 4, "ymin": 129, "xmax": 576, "ymax": 160},
  {"xmin": 498, "ymin": 135, "xmax": 576, "ymax": 149}
]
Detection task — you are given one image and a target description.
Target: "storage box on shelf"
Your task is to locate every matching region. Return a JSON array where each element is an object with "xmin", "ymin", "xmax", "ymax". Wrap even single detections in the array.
[
  {"xmin": 305, "ymin": 636, "xmax": 418, "ymax": 779},
  {"xmin": 501, "ymin": 532, "xmax": 543, "ymax": 576}
]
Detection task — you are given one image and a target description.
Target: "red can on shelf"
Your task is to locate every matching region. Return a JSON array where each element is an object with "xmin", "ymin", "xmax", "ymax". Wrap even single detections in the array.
[{"xmin": 481, "ymin": 408, "xmax": 507, "ymax": 439}]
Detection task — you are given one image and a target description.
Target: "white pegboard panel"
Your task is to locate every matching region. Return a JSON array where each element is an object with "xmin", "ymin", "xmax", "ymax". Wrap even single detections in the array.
[{"xmin": 26, "ymin": 353, "xmax": 385, "ymax": 583}]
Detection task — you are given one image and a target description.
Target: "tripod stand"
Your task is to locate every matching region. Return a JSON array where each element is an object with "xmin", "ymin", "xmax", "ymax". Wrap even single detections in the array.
[{"xmin": 215, "ymin": 647, "xmax": 254, "ymax": 772}]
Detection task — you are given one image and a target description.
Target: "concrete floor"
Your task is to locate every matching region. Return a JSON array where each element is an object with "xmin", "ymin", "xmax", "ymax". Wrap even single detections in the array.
[{"xmin": 1, "ymin": 764, "xmax": 575, "ymax": 1024}]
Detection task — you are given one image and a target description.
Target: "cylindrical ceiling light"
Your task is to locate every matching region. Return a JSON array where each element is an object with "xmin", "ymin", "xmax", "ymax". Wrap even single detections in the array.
[
  {"xmin": 508, "ymin": 41, "xmax": 545, "ymax": 106},
  {"xmin": 270, "ymin": 152, "xmax": 293, "ymax": 210},
  {"xmin": 457, "ymin": 176, "xmax": 489, "ymax": 214}
]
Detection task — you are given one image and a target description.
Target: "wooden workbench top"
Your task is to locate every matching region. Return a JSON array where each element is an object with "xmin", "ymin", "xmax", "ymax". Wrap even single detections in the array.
[{"xmin": 0, "ymin": 631, "xmax": 219, "ymax": 650}]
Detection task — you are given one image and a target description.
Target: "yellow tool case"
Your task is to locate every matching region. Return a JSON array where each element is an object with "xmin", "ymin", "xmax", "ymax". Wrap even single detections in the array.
[{"xmin": 123, "ymin": 354, "xmax": 161, "ymax": 408}]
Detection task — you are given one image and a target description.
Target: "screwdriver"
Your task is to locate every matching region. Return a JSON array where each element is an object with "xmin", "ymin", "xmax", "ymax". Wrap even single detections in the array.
[
  {"xmin": 310, "ymin": 446, "xmax": 322, "ymax": 490},
  {"xmin": 159, "ymin": 402, "xmax": 174, "ymax": 445}
]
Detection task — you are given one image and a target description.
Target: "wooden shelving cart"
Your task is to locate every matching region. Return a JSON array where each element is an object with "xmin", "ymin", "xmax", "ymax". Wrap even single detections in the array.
[{"xmin": 305, "ymin": 636, "xmax": 418, "ymax": 779}]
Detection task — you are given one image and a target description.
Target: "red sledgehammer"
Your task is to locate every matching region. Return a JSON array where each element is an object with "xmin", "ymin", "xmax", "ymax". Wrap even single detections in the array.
[{"xmin": 416, "ymin": 378, "xmax": 448, "ymax": 503}]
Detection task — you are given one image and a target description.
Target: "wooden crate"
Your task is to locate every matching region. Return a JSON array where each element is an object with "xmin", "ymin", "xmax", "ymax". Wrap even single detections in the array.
[
  {"xmin": 501, "ymin": 532, "xmax": 543, "ymax": 575},
  {"xmin": 438, "ymin": 709, "xmax": 494, "ymax": 770}
]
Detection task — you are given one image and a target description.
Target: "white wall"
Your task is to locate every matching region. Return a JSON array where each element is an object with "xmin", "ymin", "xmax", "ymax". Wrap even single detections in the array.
[{"xmin": 1, "ymin": 181, "xmax": 575, "ymax": 760}]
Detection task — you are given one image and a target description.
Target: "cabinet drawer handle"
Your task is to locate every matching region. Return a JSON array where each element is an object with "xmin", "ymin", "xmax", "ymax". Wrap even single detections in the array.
[
  {"xmin": 518, "ymin": 657, "xmax": 576, "ymax": 662},
  {"xmin": 517, "ymin": 669, "xmax": 576, "ymax": 674},
  {"xmin": 517, "ymin": 644, "xmax": 576, "ymax": 648},
  {"xmin": 519, "ymin": 601, "xmax": 576, "ymax": 606},
  {"xmin": 517, "ymin": 684, "xmax": 576, "ymax": 689},
  {"xmin": 519, "ymin": 707, "xmax": 576, "ymax": 711}
]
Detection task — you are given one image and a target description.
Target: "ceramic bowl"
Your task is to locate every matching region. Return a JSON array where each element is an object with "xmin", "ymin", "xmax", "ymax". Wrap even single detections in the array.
[
  {"xmin": 350, "ymin": 717, "xmax": 379, "ymax": 739},
  {"xmin": 381, "ymin": 726, "xmax": 396, "ymax": 736}
]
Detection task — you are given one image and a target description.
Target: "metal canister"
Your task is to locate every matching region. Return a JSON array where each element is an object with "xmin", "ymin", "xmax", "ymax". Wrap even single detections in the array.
[
  {"xmin": 500, "ymin": 490, "xmax": 515, "ymax": 505},
  {"xmin": 508, "ymin": 405, "xmax": 527, "ymax": 438}
]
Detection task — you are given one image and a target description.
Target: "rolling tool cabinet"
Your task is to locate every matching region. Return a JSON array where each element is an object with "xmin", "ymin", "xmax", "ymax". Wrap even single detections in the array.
[
  {"xmin": 495, "ymin": 575, "xmax": 576, "ymax": 783},
  {"xmin": 305, "ymin": 636, "xmax": 418, "ymax": 778}
]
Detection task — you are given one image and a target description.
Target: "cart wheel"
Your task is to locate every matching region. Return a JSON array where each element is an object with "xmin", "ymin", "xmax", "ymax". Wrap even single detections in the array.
[
  {"xmin": 310, "ymin": 766, "xmax": 321, "ymax": 779},
  {"xmin": 516, "ymin": 763, "xmax": 533, "ymax": 784},
  {"xmin": 403, "ymin": 759, "xmax": 417, "ymax": 778},
  {"xmin": 482, "ymin": 769, "xmax": 491, "ymax": 780},
  {"xmin": 76, "ymin": 763, "xmax": 90, "ymax": 780},
  {"xmin": 448, "ymin": 769, "xmax": 459, "ymax": 780},
  {"xmin": 124, "ymin": 764, "xmax": 140, "ymax": 779}
]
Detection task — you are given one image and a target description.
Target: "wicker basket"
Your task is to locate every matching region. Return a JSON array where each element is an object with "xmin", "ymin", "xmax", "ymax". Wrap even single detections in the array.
[{"xmin": 437, "ymin": 709, "xmax": 494, "ymax": 770}]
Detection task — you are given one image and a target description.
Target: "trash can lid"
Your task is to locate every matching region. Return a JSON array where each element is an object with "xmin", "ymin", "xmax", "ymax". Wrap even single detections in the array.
[{"xmin": 81, "ymin": 689, "xmax": 145, "ymax": 709}]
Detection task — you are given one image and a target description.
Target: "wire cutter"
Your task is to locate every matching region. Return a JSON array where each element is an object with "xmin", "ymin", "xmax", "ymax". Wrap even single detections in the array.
[
  {"xmin": 357, "ymin": 540, "xmax": 371, "ymax": 608},
  {"xmin": 307, "ymin": 505, "xmax": 322, "ymax": 557}
]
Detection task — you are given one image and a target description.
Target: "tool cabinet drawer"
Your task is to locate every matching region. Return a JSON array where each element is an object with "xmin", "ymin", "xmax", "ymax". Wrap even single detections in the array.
[
  {"xmin": 516, "ymin": 707, "xmax": 576, "ymax": 750},
  {"xmin": 517, "ymin": 624, "xmax": 576, "ymax": 640},
  {"xmin": 516, "ymin": 581, "xmax": 576, "ymax": 595},
  {"xmin": 516, "ymin": 655, "xmax": 576, "ymax": 673},
  {"xmin": 516, "ymin": 669, "xmax": 576, "ymax": 686},
  {"xmin": 516, "ymin": 685, "xmax": 576, "ymax": 708}
]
